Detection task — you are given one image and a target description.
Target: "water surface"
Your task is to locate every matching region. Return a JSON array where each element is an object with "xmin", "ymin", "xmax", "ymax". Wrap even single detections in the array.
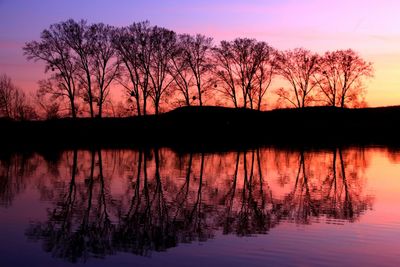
[{"xmin": 0, "ymin": 147, "xmax": 399, "ymax": 266}]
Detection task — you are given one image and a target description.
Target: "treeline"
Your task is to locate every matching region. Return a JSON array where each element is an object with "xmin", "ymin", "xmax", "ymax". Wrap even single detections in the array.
[
  {"xmin": 1, "ymin": 19, "xmax": 374, "ymax": 120},
  {"xmin": 0, "ymin": 74, "xmax": 37, "ymax": 120}
]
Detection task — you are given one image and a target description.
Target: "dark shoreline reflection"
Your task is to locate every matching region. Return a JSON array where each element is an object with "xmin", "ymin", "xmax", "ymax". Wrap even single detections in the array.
[{"xmin": 0, "ymin": 147, "xmax": 375, "ymax": 263}]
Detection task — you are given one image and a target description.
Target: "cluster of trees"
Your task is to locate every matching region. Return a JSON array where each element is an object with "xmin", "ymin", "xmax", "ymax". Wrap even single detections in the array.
[
  {"xmin": 0, "ymin": 74, "xmax": 37, "ymax": 120},
  {"xmin": 2, "ymin": 19, "xmax": 375, "ymax": 119}
]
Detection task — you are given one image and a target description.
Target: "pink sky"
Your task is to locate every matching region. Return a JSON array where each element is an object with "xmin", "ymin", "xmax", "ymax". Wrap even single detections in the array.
[{"xmin": 1, "ymin": 0, "xmax": 400, "ymax": 106}]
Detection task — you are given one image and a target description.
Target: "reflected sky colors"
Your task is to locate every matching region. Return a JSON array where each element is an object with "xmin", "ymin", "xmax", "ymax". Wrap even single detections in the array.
[
  {"xmin": 0, "ymin": 147, "xmax": 400, "ymax": 266},
  {"xmin": 1, "ymin": 0, "xmax": 400, "ymax": 106}
]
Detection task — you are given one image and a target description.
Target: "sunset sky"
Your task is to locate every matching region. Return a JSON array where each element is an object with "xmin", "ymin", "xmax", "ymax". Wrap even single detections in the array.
[{"xmin": 1, "ymin": 0, "xmax": 400, "ymax": 107}]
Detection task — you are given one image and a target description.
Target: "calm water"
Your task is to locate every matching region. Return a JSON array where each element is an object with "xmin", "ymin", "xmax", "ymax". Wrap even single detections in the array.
[{"xmin": 0, "ymin": 147, "xmax": 399, "ymax": 266}]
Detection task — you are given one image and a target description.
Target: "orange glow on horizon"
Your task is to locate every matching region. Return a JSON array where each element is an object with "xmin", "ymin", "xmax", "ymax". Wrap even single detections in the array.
[{"xmin": 2, "ymin": 0, "xmax": 400, "ymax": 108}]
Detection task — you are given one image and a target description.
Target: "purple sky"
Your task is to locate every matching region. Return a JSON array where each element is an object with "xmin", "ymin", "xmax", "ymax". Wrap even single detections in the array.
[{"xmin": 1, "ymin": 0, "xmax": 400, "ymax": 106}]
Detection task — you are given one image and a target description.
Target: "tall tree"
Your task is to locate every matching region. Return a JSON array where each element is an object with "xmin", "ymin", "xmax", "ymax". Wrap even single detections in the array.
[
  {"xmin": 316, "ymin": 49, "xmax": 373, "ymax": 107},
  {"xmin": 169, "ymin": 38, "xmax": 195, "ymax": 106},
  {"xmin": 112, "ymin": 22, "xmax": 152, "ymax": 116},
  {"xmin": 179, "ymin": 34, "xmax": 214, "ymax": 106},
  {"xmin": 59, "ymin": 19, "xmax": 96, "ymax": 117},
  {"xmin": 213, "ymin": 41, "xmax": 238, "ymax": 107},
  {"xmin": 214, "ymin": 38, "xmax": 269, "ymax": 109},
  {"xmin": 148, "ymin": 26, "xmax": 177, "ymax": 114},
  {"xmin": 250, "ymin": 43, "xmax": 276, "ymax": 110},
  {"xmin": 24, "ymin": 24, "xmax": 78, "ymax": 118},
  {"xmin": 135, "ymin": 22, "xmax": 153, "ymax": 115},
  {"xmin": 87, "ymin": 23, "xmax": 120, "ymax": 117},
  {"xmin": 275, "ymin": 48, "xmax": 320, "ymax": 108}
]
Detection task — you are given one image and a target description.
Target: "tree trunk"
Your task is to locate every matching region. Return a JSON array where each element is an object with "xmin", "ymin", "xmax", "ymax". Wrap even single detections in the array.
[
  {"xmin": 233, "ymin": 97, "xmax": 238, "ymax": 108},
  {"xmin": 143, "ymin": 96, "xmax": 147, "ymax": 116},
  {"xmin": 340, "ymin": 96, "xmax": 345, "ymax": 108},
  {"xmin": 136, "ymin": 96, "xmax": 141, "ymax": 116},
  {"xmin": 98, "ymin": 99, "xmax": 103, "ymax": 118},
  {"xmin": 70, "ymin": 99, "xmax": 76, "ymax": 119},
  {"xmin": 87, "ymin": 77, "xmax": 94, "ymax": 118},
  {"xmin": 154, "ymin": 98, "xmax": 159, "ymax": 115},
  {"xmin": 257, "ymin": 95, "xmax": 262, "ymax": 111},
  {"xmin": 197, "ymin": 85, "xmax": 203, "ymax": 106},
  {"xmin": 89, "ymin": 100, "xmax": 94, "ymax": 118},
  {"xmin": 243, "ymin": 92, "xmax": 247, "ymax": 108}
]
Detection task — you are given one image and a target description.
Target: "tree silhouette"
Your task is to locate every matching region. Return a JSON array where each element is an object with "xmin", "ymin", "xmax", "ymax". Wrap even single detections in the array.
[
  {"xmin": 112, "ymin": 22, "xmax": 152, "ymax": 116},
  {"xmin": 24, "ymin": 23, "xmax": 79, "ymax": 118},
  {"xmin": 0, "ymin": 74, "xmax": 36, "ymax": 120},
  {"xmin": 86, "ymin": 23, "xmax": 120, "ymax": 117},
  {"xmin": 275, "ymin": 48, "xmax": 319, "ymax": 108},
  {"xmin": 59, "ymin": 19, "xmax": 97, "ymax": 118},
  {"xmin": 33, "ymin": 87, "xmax": 61, "ymax": 119},
  {"xmin": 169, "ymin": 37, "xmax": 195, "ymax": 106},
  {"xmin": 23, "ymin": 20, "xmax": 376, "ymax": 116},
  {"xmin": 178, "ymin": 34, "xmax": 214, "ymax": 106},
  {"xmin": 0, "ymin": 74, "xmax": 16, "ymax": 118},
  {"xmin": 316, "ymin": 49, "xmax": 374, "ymax": 107},
  {"xmin": 253, "ymin": 48, "xmax": 277, "ymax": 110},
  {"xmin": 148, "ymin": 26, "xmax": 177, "ymax": 115},
  {"xmin": 214, "ymin": 38, "xmax": 273, "ymax": 108}
]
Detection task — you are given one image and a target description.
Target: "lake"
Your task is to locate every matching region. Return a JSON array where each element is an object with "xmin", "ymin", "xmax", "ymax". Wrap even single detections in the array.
[{"xmin": 0, "ymin": 147, "xmax": 399, "ymax": 266}]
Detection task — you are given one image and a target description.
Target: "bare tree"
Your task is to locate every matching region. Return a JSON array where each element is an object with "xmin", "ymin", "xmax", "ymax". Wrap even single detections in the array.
[
  {"xmin": 275, "ymin": 48, "xmax": 320, "ymax": 108},
  {"xmin": 59, "ymin": 19, "xmax": 96, "ymax": 117},
  {"xmin": 214, "ymin": 38, "xmax": 270, "ymax": 109},
  {"xmin": 33, "ymin": 87, "xmax": 61, "ymax": 119},
  {"xmin": 25, "ymin": 20, "xmax": 375, "ymax": 116},
  {"xmin": 13, "ymin": 91, "xmax": 37, "ymax": 120},
  {"xmin": 213, "ymin": 41, "xmax": 238, "ymax": 107},
  {"xmin": 148, "ymin": 26, "xmax": 177, "ymax": 114},
  {"xmin": 0, "ymin": 74, "xmax": 15, "ymax": 118},
  {"xmin": 0, "ymin": 74, "xmax": 37, "ymax": 120},
  {"xmin": 87, "ymin": 23, "xmax": 120, "ymax": 117},
  {"xmin": 179, "ymin": 34, "xmax": 214, "ymax": 106},
  {"xmin": 169, "ymin": 36, "xmax": 195, "ymax": 106},
  {"xmin": 112, "ymin": 22, "xmax": 152, "ymax": 116},
  {"xmin": 135, "ymin": 23, "xmax": 153, "ymax": 115},
  {"xmin": 251, "ymin": 43, "xmax": 276, "ymax": 110},
  {"xmin": 112, "ymin": 25, "xmax": 141, "ymax": 115},
  {"xmin": 24, "ymin": 24, "xmax": 78, "ymax": 118},
  {"xmin": 316, "ymin": 49, "xmax": 373, "ymax": 107}
]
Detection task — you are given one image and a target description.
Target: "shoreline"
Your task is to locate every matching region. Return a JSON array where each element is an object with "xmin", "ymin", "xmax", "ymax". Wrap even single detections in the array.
[{"xmin": 1, "ymin": 106, "xmax": 400, "ymax": 149}]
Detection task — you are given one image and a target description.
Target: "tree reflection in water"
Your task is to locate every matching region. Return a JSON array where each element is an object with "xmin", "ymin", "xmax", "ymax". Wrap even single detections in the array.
[
  {"xmin": 0, "ymin": 152, "xmax": 39, "ymax": 207},
  {"xmin": 0, "ymin": 148, "xmax": 374, "ymax": 262}
]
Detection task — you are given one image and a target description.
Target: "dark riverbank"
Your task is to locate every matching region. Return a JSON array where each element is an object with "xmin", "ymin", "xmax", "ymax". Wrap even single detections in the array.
[{"xmin": 1, "ymin": 105, "xmax": 400, "ymax": 149}]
